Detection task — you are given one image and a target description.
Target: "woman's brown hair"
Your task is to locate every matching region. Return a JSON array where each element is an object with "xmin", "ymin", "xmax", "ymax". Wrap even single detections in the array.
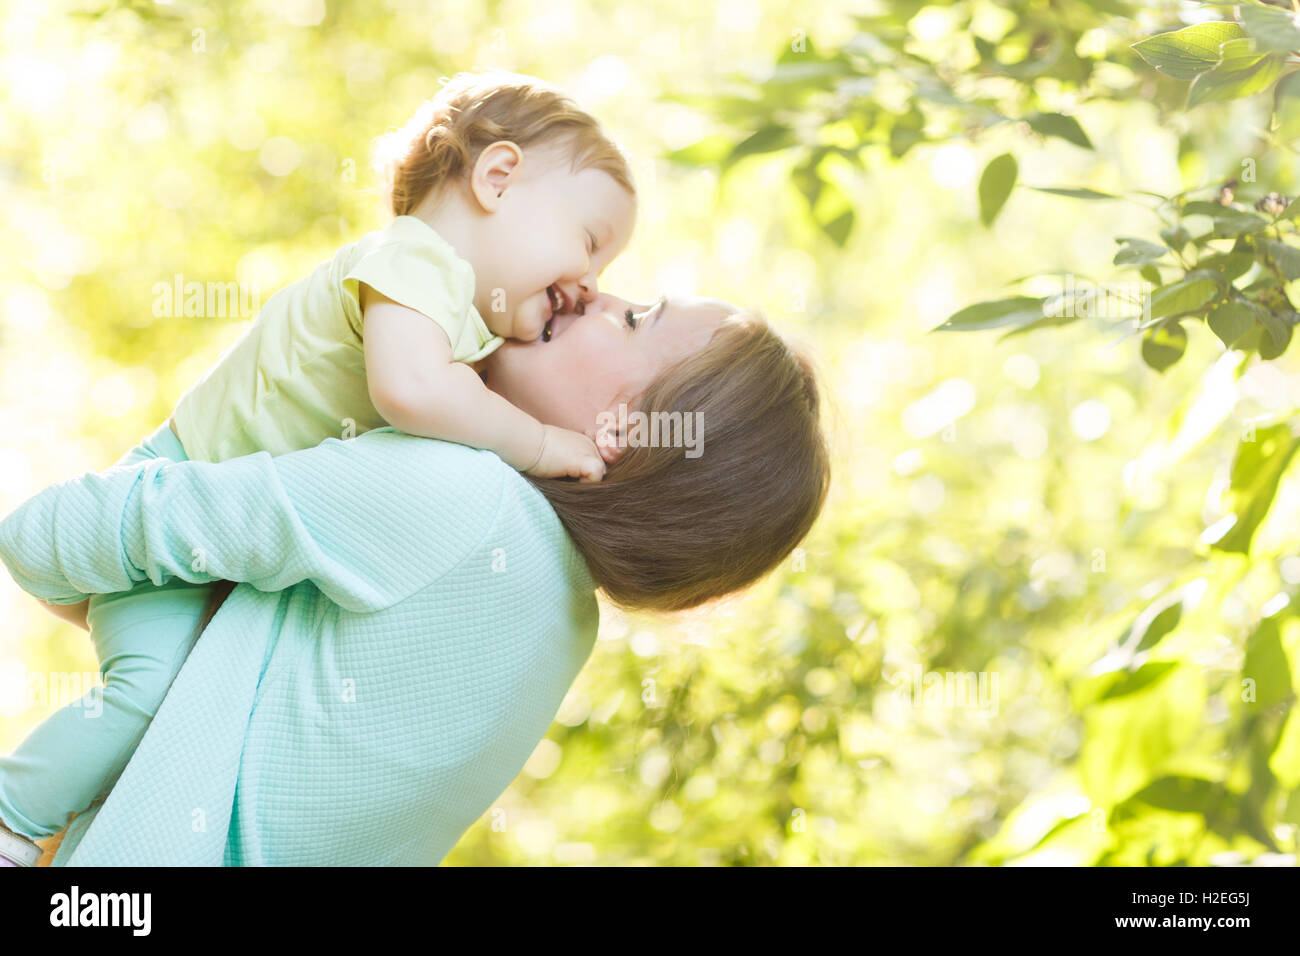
[
  {"xmin": 372, "ymin": 70, "xmax": 635, "ymax": 217},
  {"xmin": 527, "ymin": 311, "xmax": 831, "ymax": 613}
]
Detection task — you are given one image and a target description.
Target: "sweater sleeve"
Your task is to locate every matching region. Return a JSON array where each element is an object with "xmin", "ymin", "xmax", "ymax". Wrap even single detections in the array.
[{"xmin": 0, "ymin": 429, "xmax": 507, "ymax": 613}]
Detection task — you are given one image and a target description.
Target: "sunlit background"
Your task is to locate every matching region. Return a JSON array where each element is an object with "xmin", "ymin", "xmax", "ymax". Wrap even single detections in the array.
[{"xmin": 2, "ymin": 0, "xmax": 1299, "ymax": 865}]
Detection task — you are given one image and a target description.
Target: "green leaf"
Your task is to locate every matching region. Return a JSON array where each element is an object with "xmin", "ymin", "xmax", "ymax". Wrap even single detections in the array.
[
  {"xmin": 662, "ymin": 91, "xmax": 765, "ymax": 125},
  {"xmin": 1181, "ymin": 200, "xmax": 1269, "ymax": 237},
  {"xmin": 1082, "ymin": 592, "xmax": 1189, "ymax": 691},
  {"xmin": 1275, "ymin": 71, "xmax": 1300, "ymax": 140},
  {"xmin": 812, "ymin": 176, "xmax": 855, "ymax": 247},
  {"xmin": 725, "ymin": 125, "xmax": 798, "ymax": 166},
  {"xmin": 1104, "ymin": 661, "xmax": 1181, "ymax": 699},
  {"xmin": 665, "ymin": 135, "xmax": 734, "ymax": 166},
  {"xmin": 1239, "ymin": 2, "xmax": 1300, "ymax": 54},
  {"xmin": 1079, "ymin": 661, "xmax": 1180, "ymax": 705},
  {"xmin": 997, "ymin": 30, "xmax": 1065, "ymax": 80},
  {"xmin": 1148, "ymin": 274, "xmax": 1222, "ymax": 320},
  {"xmin": 1142, "ymin": 320, "xmax": 1187, "ymax": 372},
  {"xmin": 1243, "ymin": 277, "xmax": 1297, "ymax": 313},
  {"xmin": 1116, "ymin": 776, "xmax": 1218, "ymax": 816},
  {"xmin": 1188, "ymin": 40, "xmax": 1285, "ymax": 108},
  {"xmin": 1028, "ymin": 186, "xmax": 1119, "ymax": 200},
  {"xmin": 1272, "ymin": 717, "xmax": 1300, "ymax": 789},
  {"xmin": 1197, "ymin": 250, "xmax": 1255, "ymax": 282},
  {"xmin": 1207, "ymin": 299, "xmax": 1260, "ymax": 348},
  {"xmin": 1230, "ymin": 298, "xmax": 1297, "ymax": 360},
  {"xmin": 936, "ymin": 296, "xmax": 1045, "ymax": 331},
  {"xmin": 1181, "ymin": 199, "xmax": 1232, "ymax": 217},
  {"xmin": 1262, "ymin": 238, "xmax": 1300, "ymax": 279},
  {"xmin": 1134, "ymin": 598, "xmax": 1184, "ymax": 654},
  {"xmin": 1243, "ymin": 616, "xmax": 1292, "ymax": 709},
  {"xmin": 1114, "ymin": 237, "xmax": 1171, "ymax": 266},
  {"xmin": 1259, "ymin": 313, "xmax": 1295, "ymax": 358},
  {"xmin": 994, "ymin": 309, "xmax": 1085, "ymax": 342},
  {"xmin": 791, "ymin": 151, "xmax": 825, "ymax": 210},
  {"xmin": 1131, "ymin": 21, "xmax": 1246, "ymax": 80},
  {"xmin": 1002, "ymin": 270, "xmax": 1096, "ymax": 287},
  {"xmin": 1210, "ymin": 207, "xmax": 1269, "ymax": 237},
  {"xmin": 793, "ymin": 150, "xmax": 856, "ymax": 247},
  {"xmin": 1160, "ymin": 224, "xmax": 1192, "ymax": 252},
  {"xmin": 1208, "ymin": 423, "xmax": 1300, "ymax": 554},
  {"xmin": 821, "ymin": 209, "xmax": 855, "ymax": 246},
  {"xmin": 1080, "ymin": 666, "xmax": 1200, "ymax": 807},
  {"xmin": 888, "ymin": 106, "xmax": 926, "ymax": 159},
  {"xmin": 1026, "ymin": 111, "xmax": 1093, "ymax": 149},
  {"xmin": 978, "ymin": 153, "xmax": 1017, "ymax": 227}
]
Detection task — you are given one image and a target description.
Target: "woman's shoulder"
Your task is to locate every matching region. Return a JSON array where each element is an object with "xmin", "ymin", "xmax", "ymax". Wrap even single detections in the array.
[
  {"xmin": 333, "ymin": 429, "xmax": 571, "ymax": 537},
  {"xmin": 340, "ymin": 429, "xmax": 598, "ymax": 606}
]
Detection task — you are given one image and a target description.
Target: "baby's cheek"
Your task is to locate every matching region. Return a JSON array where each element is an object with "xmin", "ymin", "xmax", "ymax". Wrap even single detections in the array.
[{"xmin": 516, "ymin": 306, "xmax": 546, "ymax": 342}]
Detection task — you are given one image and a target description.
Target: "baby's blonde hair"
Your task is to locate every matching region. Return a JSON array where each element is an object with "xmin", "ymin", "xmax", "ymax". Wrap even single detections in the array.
[{"xmin": 372, "ymin": 70, "xmax": 635, "ymax": 217}]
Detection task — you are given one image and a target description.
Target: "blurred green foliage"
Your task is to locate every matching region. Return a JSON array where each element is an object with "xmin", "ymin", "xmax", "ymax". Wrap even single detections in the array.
[{"xmin": 1, "ymin": 0, "xmax": 1298, "ymax": 865}]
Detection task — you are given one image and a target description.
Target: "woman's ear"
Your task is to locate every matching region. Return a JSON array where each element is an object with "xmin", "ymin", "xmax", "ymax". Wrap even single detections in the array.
[
  {"xmin": 590, "ymin": 416, "xmax": 627, "ymax": 466},
  {"xmin": 469, "ymin": 141, "xmax": 523, "ymax": 213}
]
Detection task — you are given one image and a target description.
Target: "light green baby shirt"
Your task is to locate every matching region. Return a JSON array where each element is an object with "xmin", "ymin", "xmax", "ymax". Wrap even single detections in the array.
[{"xmin": 172, "ymin": 216, "xmax": 503, "ymax": 463}]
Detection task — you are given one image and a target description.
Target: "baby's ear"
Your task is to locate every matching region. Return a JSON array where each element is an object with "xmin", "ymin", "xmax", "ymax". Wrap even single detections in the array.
[{"xmin": 470, "ymin": 141, "xmax": 523, "ymax": 212}]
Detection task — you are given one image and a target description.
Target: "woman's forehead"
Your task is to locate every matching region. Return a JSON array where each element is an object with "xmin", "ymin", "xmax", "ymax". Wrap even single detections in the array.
[{"xmin": 666, "ymin": 294, "xmax": 739, "ymax": 316}]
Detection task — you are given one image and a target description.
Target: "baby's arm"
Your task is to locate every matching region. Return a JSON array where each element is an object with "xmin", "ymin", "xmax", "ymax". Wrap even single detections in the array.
[{"xmin": 360, "ymin": 285, "xmax": 604, "ymax": 482}]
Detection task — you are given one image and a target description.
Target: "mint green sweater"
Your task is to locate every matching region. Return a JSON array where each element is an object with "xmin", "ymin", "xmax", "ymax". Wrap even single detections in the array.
[{"xmin": 0, "ymin": 429, "xmax": 599, "ymax": 865}]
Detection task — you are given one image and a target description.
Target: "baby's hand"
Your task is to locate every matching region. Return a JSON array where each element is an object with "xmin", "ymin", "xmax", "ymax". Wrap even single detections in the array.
[{"xmin": 525, "ymin": 425, "xmax": 605, "ymax": 483}]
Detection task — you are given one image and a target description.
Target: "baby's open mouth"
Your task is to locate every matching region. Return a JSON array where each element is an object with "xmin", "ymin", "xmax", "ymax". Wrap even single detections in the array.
[
  {"xmin": 543, "ymin": 284, "xmax": 573, "ymax": 342},
  {"xmin": 546, "ymin": 284, "xmax": 568, "ymax": 317}
]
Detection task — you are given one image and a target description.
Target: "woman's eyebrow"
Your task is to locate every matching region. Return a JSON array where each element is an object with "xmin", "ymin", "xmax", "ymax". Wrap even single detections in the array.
[{"xmin": 650, "ymin": 294, "xmax": 667, "ymax": 327}]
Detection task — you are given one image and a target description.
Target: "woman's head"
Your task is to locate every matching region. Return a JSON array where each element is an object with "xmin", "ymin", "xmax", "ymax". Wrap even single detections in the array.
[
  {"xmin": 482, "ymin": 293, "xmax": 730, "ymax": 454},
  {"xmin": 481, "ymin": 293, "xmax": 831, "ymax": 613}
]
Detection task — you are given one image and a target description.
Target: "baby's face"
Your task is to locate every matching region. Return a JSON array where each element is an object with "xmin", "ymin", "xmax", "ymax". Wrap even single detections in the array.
[{"xmin": 473, "ymin": 149, "xmax": 635, "ymax": 342}]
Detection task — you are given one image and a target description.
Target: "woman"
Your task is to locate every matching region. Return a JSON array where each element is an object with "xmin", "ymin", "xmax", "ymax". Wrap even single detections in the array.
[{"xmin": 0, "ymin": 291, "xmax": 830, "ymax": 865}]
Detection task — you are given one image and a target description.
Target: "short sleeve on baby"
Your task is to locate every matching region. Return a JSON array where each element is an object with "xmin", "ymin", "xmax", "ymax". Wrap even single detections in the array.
[{"xmin": 342, "ymin": 216, "xmax": 502, "ymax": 364}]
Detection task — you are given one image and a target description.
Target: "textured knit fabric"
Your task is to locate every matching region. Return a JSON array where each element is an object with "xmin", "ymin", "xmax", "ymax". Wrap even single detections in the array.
[
  {"xmin": 172, "ymin": 216, "xmax": 503, "ymax": 463},
  {"xmin": 0, "ymin": 428, "xmax": 598, "ymax": 865}
]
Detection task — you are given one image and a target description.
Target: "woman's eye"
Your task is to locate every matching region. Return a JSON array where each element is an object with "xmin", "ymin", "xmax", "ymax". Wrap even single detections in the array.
[{"xmin": 624, "ymin": 308, "xmax": 638, "ymax": 330}]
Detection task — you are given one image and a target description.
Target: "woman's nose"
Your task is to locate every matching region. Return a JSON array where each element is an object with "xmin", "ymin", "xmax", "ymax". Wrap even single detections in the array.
[{"xmin": 587, "ymin": 291, "xmax": 638, "ymax": 316}]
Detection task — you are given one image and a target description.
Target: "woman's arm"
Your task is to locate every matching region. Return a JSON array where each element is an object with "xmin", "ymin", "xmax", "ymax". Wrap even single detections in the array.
[{"xmin": 0, "ymin": 430, "xmax": 507, "ymax": 613}]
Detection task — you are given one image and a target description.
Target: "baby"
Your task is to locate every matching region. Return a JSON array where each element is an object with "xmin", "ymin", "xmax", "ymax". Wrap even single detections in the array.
[
  {"xmin": 177, "ymin": 70, "xmax": 636, "ymax": 476},
  {"xmin": 0, "ymin": 70, "xmax": 637, "ymax": 863}
]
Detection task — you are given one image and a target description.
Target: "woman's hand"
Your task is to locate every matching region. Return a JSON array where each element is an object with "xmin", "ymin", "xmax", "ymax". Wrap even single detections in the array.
[
  {"xmin": 38, "ymin": 598, "xmax": 89, "ymax": 631},
  {"xmin": 35, "ymin": 820, "xmax": 70, "ymax": 865}
]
